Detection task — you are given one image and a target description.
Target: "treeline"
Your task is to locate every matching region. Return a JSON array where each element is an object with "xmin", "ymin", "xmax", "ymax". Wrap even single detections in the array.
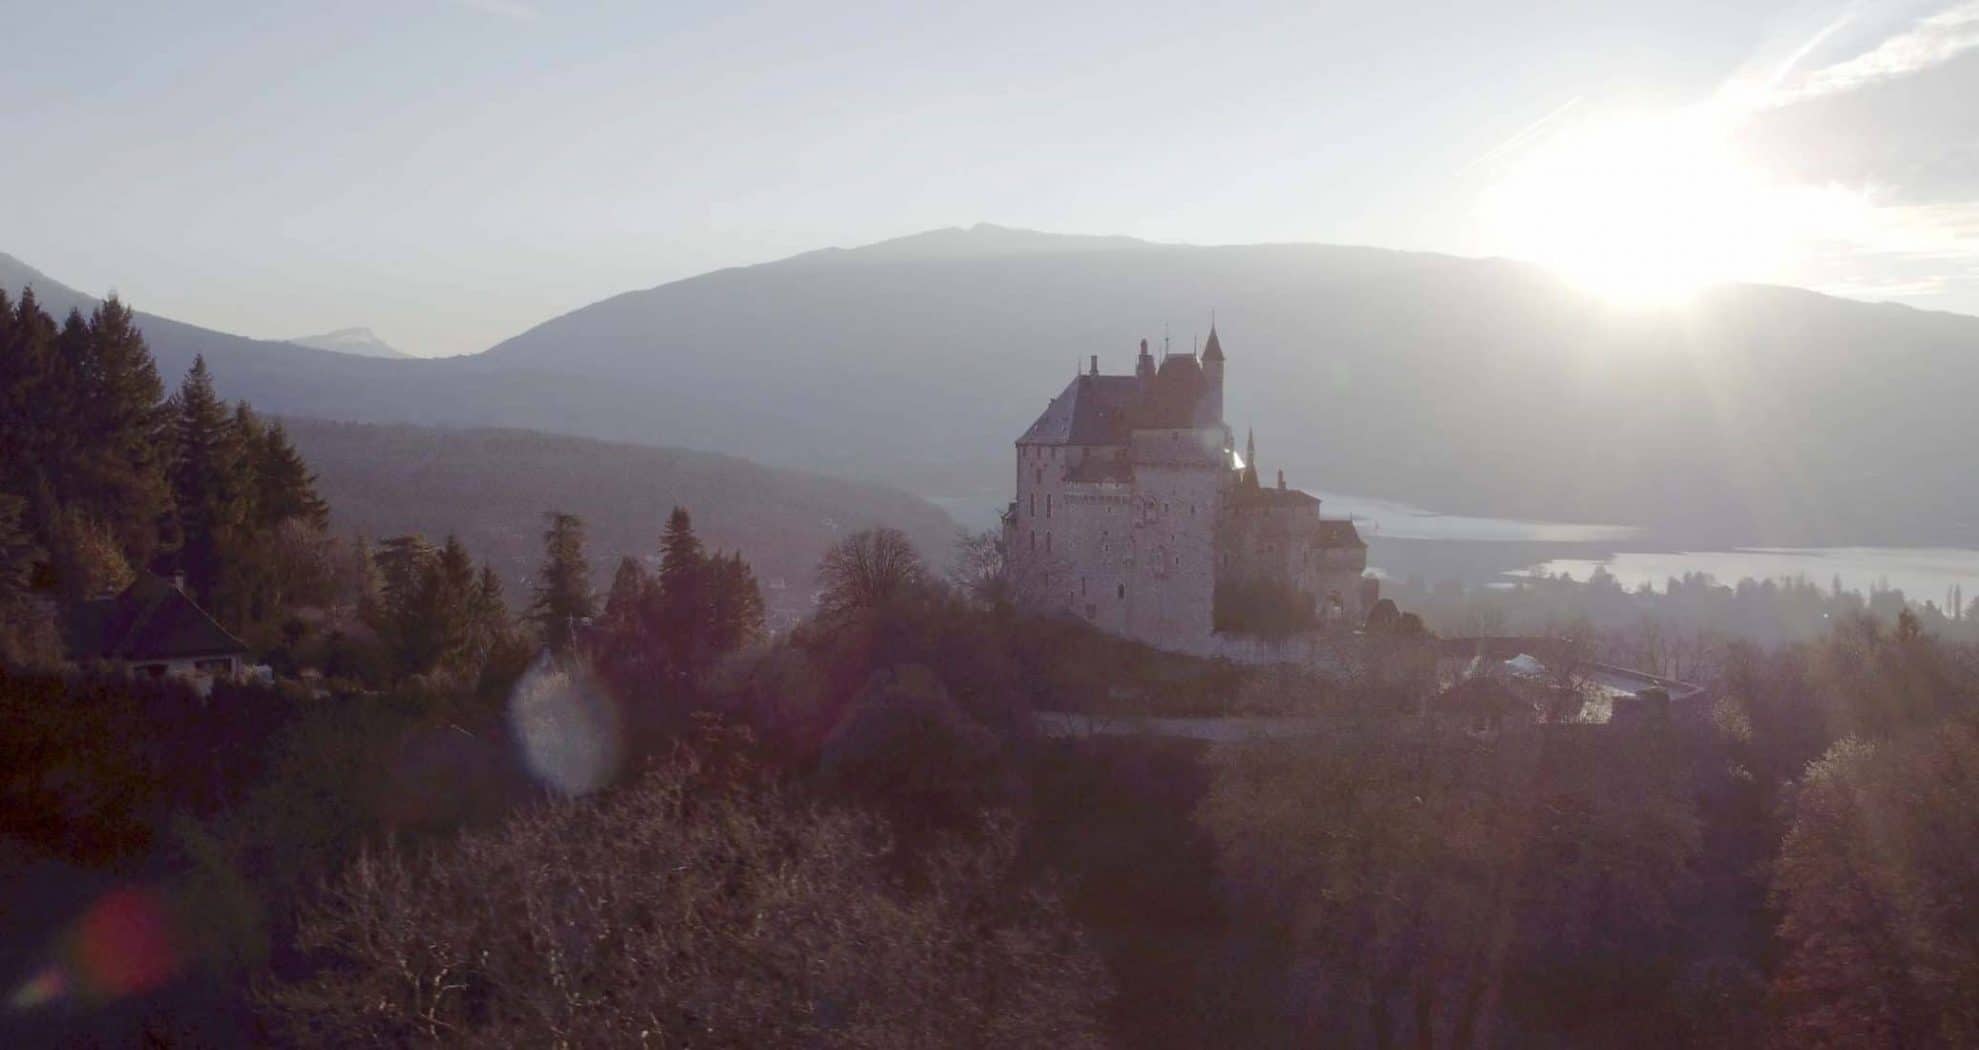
[
  {"xmin": 1389, "ymin": 563, "xmax": 1979, "ymax": 659},
  {"xmin": 0, "ymin": 289, "xmax": 332, "ymax": 657}
]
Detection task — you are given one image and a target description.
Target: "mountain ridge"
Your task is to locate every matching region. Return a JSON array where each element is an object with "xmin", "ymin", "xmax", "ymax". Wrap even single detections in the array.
[{"xmin": 8, "ymin": 230, "xmax": 1979, "ymax": 547}]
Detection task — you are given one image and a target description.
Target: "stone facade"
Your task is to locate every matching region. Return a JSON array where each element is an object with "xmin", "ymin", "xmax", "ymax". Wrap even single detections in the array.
[{"xmin": 1004, "ymin": 327, "xmax": 1369, "ymax": 655}]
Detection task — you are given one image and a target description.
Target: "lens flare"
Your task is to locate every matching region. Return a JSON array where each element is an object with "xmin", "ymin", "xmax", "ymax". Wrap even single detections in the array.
[
  {"xmin": 508, "ymin": 651, "xmax": 623, "ymax": 797},
  {"xmin": 9, "ymin": 886, "xmax": 184, "ymax": 1013}
]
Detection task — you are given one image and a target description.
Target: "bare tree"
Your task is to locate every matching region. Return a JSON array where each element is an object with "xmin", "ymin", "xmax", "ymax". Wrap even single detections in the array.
[
  {"xmin": 817, "ymin": 527, "xmax": 928, "ymax": 620},
  {"xmin": 265, "ymin": 752, "xmax": 1108, "ymax": 1047}
]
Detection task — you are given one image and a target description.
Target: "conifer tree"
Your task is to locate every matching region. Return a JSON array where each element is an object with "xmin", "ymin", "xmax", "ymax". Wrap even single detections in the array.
[
  {"xmin": 467, "ymin": 563, "xmax": 511, "ymax": 660},
  {"xmin": 73, "ymin": 297, "xmax": 170, "ymax": 558},
  {"xmin": 0, "ymin": 290, "xmax": 74, "ymax": 508},
  {"xmin": 706, "ymin": 551, "xmax": 766, "ymax": 656},
  {"xmin": 654, "ymin": 506, "xmax": 706, "ymax": 676},
  {"xmin": 531, "ymin": 511, "xmax": 593, "ymax": 653},
  {"xmin": 602, "ymin": 556, "xmax": 651, "ymax": 634},
  {"xmin": 255, "ymin": 421, "xmax": 329, "ymax": 528},
  {"xmin": 169, "ymin": 356, "xmax": 249, "ymax": 600},
  {"xmin": 428, "ymin": 535, "xmax": 480, "ymax": 670}
]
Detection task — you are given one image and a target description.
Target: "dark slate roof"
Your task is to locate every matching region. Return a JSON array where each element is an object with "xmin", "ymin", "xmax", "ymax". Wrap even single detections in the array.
[
  {"xmin": 68, "ymin": 574, "xmax": 248, "ymax": 662},
  {"xmin": 1134, "ymin": 356, "xmax": 1210, "ymax": 428},
  {"xmin": 1229, "ymin": 482, "xmax": 1320, "ymax": 509},
  {"xmin": 1315, "ymin": 519, "xmax": 1366, "ymax": 548},
  {"xmin": 1201, "ymin": 326, "xmax": 1224, "ymax": 362},
  {"xmin": 1018, "ymin": 374, "xmax": 1144, "ymax": 446}
]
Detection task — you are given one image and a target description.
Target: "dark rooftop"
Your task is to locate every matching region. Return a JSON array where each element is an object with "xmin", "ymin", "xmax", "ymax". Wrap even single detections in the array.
[{"xmin": 68, "ymin": 574, "xmax": 248, "ymax": 663}]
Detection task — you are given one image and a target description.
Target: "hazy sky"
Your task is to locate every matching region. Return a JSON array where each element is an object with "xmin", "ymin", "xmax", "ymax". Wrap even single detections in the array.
[{"xmin": 4, "ymin": 0, "xmax": 1975, "ymax": 356}]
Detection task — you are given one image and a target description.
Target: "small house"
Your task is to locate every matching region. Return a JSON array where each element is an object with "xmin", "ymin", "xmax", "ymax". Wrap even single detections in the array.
[{"xmin": 68, "ymin": 573, "xmax": 250, "ymax": 693}]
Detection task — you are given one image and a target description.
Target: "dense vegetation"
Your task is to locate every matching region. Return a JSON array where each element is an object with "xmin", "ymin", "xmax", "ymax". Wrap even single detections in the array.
[{"xmin": 4, "ymin": 288, "xmax": 1978, "ymax": 1047}]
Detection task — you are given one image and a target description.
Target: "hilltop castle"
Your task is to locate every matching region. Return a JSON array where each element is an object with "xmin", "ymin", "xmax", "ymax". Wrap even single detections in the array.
[{"xmin": 1003, "ymin": 325, "xmax": 1370, "ymax": 655}]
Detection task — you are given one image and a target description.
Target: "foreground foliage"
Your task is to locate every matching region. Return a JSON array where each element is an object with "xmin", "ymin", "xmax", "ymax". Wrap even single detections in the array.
[{"xmin": 267, "ymin": 752, "xmax": 1108, "ymax": 1048}]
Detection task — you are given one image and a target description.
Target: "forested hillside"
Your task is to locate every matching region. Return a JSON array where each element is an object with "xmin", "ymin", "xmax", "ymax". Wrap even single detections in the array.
[{"xmin": 280, "ymin": 418, "xmax": 957, "ymax": 625}]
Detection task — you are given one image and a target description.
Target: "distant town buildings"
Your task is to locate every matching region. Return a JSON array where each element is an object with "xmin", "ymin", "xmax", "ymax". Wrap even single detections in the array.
[{"xmin": 1004, "ymin": 324, "xmax": 1370, "ymax": 655}]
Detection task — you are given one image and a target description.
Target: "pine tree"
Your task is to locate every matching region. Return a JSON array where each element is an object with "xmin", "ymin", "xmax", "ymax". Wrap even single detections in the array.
[
  {"xmin": 531, "ymin": 511, "xmax": 593, "ymax": 653},
  {"xmin": 371, "ymin": 534, "xmax": 438, "ymax": 672},
  {"xmin": 169, "ymin": 356, "xmax": 250, "ymax": 601},
  {"xmin": 0, "ymin": 290, "xmax": 76, "ymax": 510},
  {"xmin": 602, "ymin": 556, "xmax": 651, "ymax": 635},
  {"xmin": 706, "ymin": 551, "xmax": 766, "ymax": 656},
  {"xmin": 428, "ymin": 535, "xmax": 479, "ymax": 670},
  {"xmin": 73, "ymin": 297, "xmax": 170, "ymax": 558},
  {"xmin": 654, "ymin": 506, "xmax": 706, "ymax": 676},
  {"xmin": 255, "ymin": 421, "xmax": 329, "ymax": 529},
  {"xmin": 467, "ymin": 563, "xmax": 511, "ymax": 660}
]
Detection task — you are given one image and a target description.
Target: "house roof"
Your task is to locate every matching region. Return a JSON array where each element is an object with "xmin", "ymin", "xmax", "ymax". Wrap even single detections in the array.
[{"xmin": 68, "ymin": 574, "xmax": 248, "ymax": 663}]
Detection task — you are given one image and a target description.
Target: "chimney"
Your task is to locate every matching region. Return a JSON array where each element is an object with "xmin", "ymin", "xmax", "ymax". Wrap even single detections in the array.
[
  {"xmin": 1277, "ymin": 469, "xmax": 1286, "ymax": 491},
  {"xmin": 1089, "ymin": 354, "xmax": 1098, "ymax": 375}
]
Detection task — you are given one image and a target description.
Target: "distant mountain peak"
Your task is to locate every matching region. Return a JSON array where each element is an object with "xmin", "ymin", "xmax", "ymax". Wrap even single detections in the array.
[
  {"xmin": 792, "ymin": 224, "xmax": 1162, "ymax": 265},
  {"xmin": 286, "ymin": 326, "xmax": 413, "ymax": 359}
]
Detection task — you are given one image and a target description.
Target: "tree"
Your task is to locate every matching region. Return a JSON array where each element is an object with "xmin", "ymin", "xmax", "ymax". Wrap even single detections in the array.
[
  {"xmin": 530, "ymin": 511, "xmax": 592, "ymax": 653},
  {"xmin": 706, "ymin": 550, "xmax": 766, "ymax": 656},
  {"xmin": 817, "ymin": 528, "xmax": 927, "ymax": 621},
  {"xmin": 654, "ymin": 506, "xmax": 706, "ymax": 676},
  {"xmin": 252, "ymin": 420, "xmax": 328, "ymax": 529},
  {"xmin": 1769, "ymin": 725, "xmax": 1979, "ymax": 1048},
  {"xmin": 69, "ymin": 297, "xmax": 171, "ymax": 559},
  {"xmin": 169, "ymin": 356, "xmax": 250, "ymax": 602},
  {"xmin": 1200, "ymin": 714, "xmax": 1699, "ymax": 1048},
  {"xmin": 264, "ymin": 755, "xmax": 1108, "ymax": 1047}
]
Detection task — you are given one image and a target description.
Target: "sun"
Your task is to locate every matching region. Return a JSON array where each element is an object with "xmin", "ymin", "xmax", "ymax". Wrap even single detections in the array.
[{"xmin": 1480, "ymin": 108, "xmax": 1793, "ymax": 308}]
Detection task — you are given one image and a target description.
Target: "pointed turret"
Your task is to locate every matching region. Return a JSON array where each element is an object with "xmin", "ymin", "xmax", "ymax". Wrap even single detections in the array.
[
  {"xmin": 1135, "ymin": 337, "xmax": 1155, "ymax": 384},
  {"xmin": 1201, "ymin": 320, "xmax": 1225, "ymax": 423}
]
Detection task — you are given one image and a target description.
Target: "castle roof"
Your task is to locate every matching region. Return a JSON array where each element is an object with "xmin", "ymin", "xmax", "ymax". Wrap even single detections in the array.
[
  {"xmin": 1018, "ymin": 373, "xmax": 1144, "ymax": 446},
  {"xmin": 1202, "ymin": 325, "xmax": 1224, "ymax": 362},
  {"xmin": 68, "ymin": 573, "xmax": 248, "ymax": 663},
  {"xmin": 1315, "ymin": 519, "xmax": 1366, "ymax": 548}
]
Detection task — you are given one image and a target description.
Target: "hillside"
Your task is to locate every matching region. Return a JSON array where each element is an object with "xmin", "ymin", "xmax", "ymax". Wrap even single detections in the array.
[
  {"xmin": 279, "ymin": 418, "xmax": 958, "ymax": 627},
  {"xmin": 482, "ymin": 226, "xmax": 1979, "ymax": 546},
  {"xmin": 12, "ymin": 231, "xmax": 1979, "ymax": 546}
]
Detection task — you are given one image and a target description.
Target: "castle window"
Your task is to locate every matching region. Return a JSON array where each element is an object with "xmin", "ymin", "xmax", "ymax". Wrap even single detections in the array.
[
  {"xmin": 1029, "ymin": 532, "xmax": 1036, "ymax": 553},
  {"xmin": 1034, "ymin": 467, "xmax": 1042, "ymax": 485},
  {"xmin": 1046, "ymin": 532, "xmax": 1052, "ymax": 553},
  {"xmin": 1118, "ymin": 583, "xmax": 1125, "ymax": 600},
  {"xmin": 1081, "ymin": 577, "xmax": 1087, "ymax": 596},
  {"xmin": 1029, "ymin": 493, "xmax": 1035, "ymax": 517},
  {"xmin": 1046, "ymin": 494, "xmax": 1052, "ymax": 518}
]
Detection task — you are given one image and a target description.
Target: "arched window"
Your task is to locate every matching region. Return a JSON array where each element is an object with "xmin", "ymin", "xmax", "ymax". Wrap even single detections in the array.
[
  {"xmin": 1117, "ymin": 583, "xmax": 1126, "ymax": 600},
  {"xmin": 1046, "ymin": 494, "xmax": 1052, "ymax": 518}
]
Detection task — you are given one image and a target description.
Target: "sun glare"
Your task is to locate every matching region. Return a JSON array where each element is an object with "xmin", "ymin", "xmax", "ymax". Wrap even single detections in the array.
[{"xmin": 1481, "ymin": 108, "xmax": 1827, "ymax": 308}]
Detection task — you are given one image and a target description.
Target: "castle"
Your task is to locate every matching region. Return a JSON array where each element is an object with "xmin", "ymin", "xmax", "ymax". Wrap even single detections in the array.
[{"xmin": 1003, "ymin": 324, "xmax": 1370, "ymax": 655}]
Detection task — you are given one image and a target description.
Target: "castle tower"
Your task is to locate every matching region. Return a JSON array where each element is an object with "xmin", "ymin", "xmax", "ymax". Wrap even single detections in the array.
[
  {"xmin": 1135, "ymin": 338, "xmax": 1156, "ymax": 385},
  {"xmin": 1201, "ymin": 321, "xmax": 1225, "ymax": 424}
]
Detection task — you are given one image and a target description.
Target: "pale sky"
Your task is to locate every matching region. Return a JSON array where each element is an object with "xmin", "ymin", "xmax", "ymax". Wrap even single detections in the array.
[{"xmin": 4, "ymin": 0, "xmax": 1975, "ymax": 356}]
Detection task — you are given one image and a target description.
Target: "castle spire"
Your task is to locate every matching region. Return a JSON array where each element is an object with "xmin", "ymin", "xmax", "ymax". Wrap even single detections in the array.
[
  {"xmin": 1245, "ymin": 427, "xmax": 1255, "ymax": 464},
  {"xmin": 1201, "ymin": 318, "xmax": 1224, "ymax": 362}
]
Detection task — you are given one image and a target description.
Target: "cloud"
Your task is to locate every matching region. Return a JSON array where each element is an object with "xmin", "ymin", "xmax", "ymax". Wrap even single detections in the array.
[
  {"xmin": 452, "ymin": 0, "xmax": 540, "ymax": 21},
  {"xmin": 1767, "ymin": 1, "xmax": 1979, "ymax": 106}
]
